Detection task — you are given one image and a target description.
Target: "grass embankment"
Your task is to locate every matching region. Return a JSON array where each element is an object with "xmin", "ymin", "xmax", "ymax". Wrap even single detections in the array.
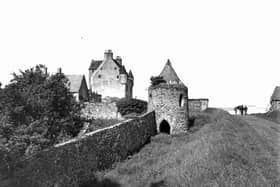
[
  {"xmin": 253, "ymin": 110, "xmax": 280, "ymax": 124},
  {"xmin": 87, "ymin": 108, "xmax": 280, "ymax": 187}
]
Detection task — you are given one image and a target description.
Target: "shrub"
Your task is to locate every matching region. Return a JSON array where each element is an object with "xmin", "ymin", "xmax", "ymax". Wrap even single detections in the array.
[
  {"xmin": 116, "ymin": 98, "xmax": 147, "ymax": 116},
  {"xmin": 150, "ymin": 76, "xmax": 166, "ymax": 86}
]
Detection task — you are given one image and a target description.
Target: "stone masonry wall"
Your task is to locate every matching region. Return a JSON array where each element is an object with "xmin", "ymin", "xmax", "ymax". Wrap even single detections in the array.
[
  {"xmin": 270, "ymin": 101, "xmax": 280, "ymax": 111},
  {"xmin": 81, "ymin": 102, "xmax": 123, "ymax": 120},
  {"xmin": 10, "ymin": 112, "xmax": 156, "ymax": 187},
  {"xmin": 148, "ymin": 84, "xmax": 189, "ymax": 134},
  {"xmin": 188, "ymin": 99, "xmax": 209, "ymax": 113}
]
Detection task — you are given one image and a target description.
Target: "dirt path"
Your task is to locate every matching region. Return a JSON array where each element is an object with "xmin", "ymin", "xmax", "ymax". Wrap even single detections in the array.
[{"xmin": 238, "ymin": 115, "xmax": 280, "ymax": 173}]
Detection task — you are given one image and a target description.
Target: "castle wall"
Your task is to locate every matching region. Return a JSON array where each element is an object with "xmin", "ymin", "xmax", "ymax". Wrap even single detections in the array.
[
  {"xmin": 188, "ymin": 99, "xmax": 209, "ymax": 113},
  {"xmin": 148, "ymin": 85, "xmax": 189, "ymax": 134},
  {"xmin": 9, "ymin": 112, "xmax": 156, "ymax": 187},
  {"xmin": 81, "ymin": 102, "xmax": 123, "ymax": 120},
  {"xmin": 89, "ymin": 59, "xmax": 126, "ymax": 99},
  {"xmin": 270, "ymin": 101, "xmax": 280, "ymax": 111}
]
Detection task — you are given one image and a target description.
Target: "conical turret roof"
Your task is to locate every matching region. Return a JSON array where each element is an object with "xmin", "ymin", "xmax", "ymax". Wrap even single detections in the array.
[
  {"xmin": 159, "ymin": 59, "xmax": 185, "ymax": 86},
  {"xmin": 271, "ymin": 86, "xmax": 280, "ymax": 101}
]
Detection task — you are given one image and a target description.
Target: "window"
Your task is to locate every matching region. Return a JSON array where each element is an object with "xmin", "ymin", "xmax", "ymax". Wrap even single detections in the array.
[
  {"xmin": 100, "ymin": 67, "xmax": 103, "ymax": 70},
  {"xmin": 117, "ymin": 75, "xmax": 119, "ymax": 79},
  {"xmin": 149, "ymin": 93, "xmax": 152, "ymax": 99},
  {"xmin": 98, "ymin": 75, "xmax": 101, "ymax": 78},
  {"xmin": 179, "ymin": 94, "xmax": 184, "ymax": 107},
  {"xmin": 114, "ymin": 67, "xmax": 117, "ymax": 70}
]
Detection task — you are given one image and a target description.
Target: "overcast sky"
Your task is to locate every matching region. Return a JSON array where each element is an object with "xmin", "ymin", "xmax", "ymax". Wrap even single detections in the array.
[{"xmin": 0, "ymin": 0, "xmax": 279, "ymax": 111}]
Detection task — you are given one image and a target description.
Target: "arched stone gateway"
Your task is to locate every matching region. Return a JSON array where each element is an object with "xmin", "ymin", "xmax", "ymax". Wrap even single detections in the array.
[{"xmin": 159, "ymin": 120, "xmax": 170, "ymax": 134}]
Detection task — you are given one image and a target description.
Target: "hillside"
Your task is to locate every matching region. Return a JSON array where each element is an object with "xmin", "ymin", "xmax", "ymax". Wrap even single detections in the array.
[{"xmin": 86, "ymin": 109, "xmax": 280, "ymax": 187}]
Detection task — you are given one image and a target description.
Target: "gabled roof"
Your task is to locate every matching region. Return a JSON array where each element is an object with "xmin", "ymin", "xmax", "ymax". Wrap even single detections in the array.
[
  {"xmin": 159, "ymin": 59, "xmax": 185, "ymax": 86},
  {"xmin": 89, "ymin": 59, "xmax": 129, "ymax": 75},
  {"xmin": 89, "ymin": 50, "xmax": 133, "ymax": 77},
  {"xmin": 66, "ymin": 75, "xmax": 86, "ymax": 93},
  {"xmin": 89, "ymin": 60, "xmax": 102, "ymax": 70},
  {"xmin": 119, "ymin": 64, "xmax": 127, "ymax": 75},
  {"xmin": 271, "ymin": 86, "xmax": 280, "ymax": 101}
]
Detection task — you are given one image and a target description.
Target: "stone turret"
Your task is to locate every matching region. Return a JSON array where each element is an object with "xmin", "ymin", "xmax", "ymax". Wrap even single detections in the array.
[
  {"xmin": 270, "ymin": 86, "xmax": 280, "ymax": 111},
  {"xmin": 148, "ymin": 60, "xmax": 189, "ymax": 134},
  {"xmin": 128, "ymin": 70, "xmax": 134, "ymax": 79}
]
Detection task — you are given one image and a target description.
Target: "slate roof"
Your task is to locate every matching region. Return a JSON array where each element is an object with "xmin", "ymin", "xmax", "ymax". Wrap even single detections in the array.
[
  {"xmin": 159, "ymin": 59, "xmax": 185, "ymax": 86},
  {"xmin": 89, "ymin": 60, "xmax": 102, "ymax": 70},
  {"xmin": 89, "ymin": 58, "xmax": 129, "ymax": 75},
  {"xmin": 271, "ymin": 86, "xmax": 280, "ymax": 101},
  {"xmin": 118, "ymin": 63, "xmax": 127, "ymax": 75},
  {"xmin": 66, "ymin": 75, "xmax": 85, "ymax": 93}
]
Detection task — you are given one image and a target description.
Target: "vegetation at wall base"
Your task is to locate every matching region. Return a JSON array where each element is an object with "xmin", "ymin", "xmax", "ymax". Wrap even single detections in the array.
[{"xmin": 116, "ymin": 98, "xmax": 147, "ymax": 117}]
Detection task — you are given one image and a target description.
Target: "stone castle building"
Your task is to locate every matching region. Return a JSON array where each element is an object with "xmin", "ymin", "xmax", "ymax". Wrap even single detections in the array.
[
  {"xmin": 88, "ymin": 50, "xmax": 134, "ymax": 100},
  {"xmin": 270, "ymin": 86, "xmax": 280, "ymax": 111},
  {"xmin": 148, "ymin": 60, "xmax": 189, "ymax": 134}
]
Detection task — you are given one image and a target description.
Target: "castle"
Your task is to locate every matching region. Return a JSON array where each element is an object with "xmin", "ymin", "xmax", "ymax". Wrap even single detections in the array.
[
  {"xmin": 88, "ymin": 50, "xmax": 134, "ymax": 100},
  {"xmin": 66, "ymin": 50, "xmax": 209, "ymax": 134}
]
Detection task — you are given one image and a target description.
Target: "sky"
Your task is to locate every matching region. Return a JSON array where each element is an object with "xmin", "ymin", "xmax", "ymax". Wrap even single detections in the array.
[{"xmin": 0, "ymin": 0, "xmax": 279, "ymax": 112}]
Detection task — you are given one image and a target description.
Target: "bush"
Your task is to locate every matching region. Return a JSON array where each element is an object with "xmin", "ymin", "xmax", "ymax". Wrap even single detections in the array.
[
  {"xmin": 0, "ymin": 65, "xmax": 84, "ymax": 177},
  {"xmin": 150, "ymin": 76, "xmax": 166, "ymax": 86},
  {"xmin": 116, "ymin": 98, "xmax": 147, "ymax": 117}
]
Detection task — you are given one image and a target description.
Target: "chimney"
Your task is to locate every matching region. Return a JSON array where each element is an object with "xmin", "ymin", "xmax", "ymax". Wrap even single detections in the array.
[
  {"xmin": 104, "ymin": 49, "xmax": 113, "ymax": 60},
  {"xmin": 57, "ymin": 67, "xmax": 62, "ymax": 74},
  {"xmin": 115, "ymin": 56, "xmax": 122, "ymax": 65}
]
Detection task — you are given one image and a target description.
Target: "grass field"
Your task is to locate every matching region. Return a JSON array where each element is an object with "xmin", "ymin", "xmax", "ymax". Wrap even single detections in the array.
[{"xmin": 86, "ymin": 109, "xmax": 280, "ymax": 187}]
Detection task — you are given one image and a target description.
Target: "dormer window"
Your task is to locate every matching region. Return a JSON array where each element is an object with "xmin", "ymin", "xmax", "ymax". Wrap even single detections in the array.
[
  {"xmin": 117, "ymin": 75, "xmax": 119, "ymax": 79},
  {"xmin": 98, "ymin": 75, "xmax": 101, "ymax": 78}
]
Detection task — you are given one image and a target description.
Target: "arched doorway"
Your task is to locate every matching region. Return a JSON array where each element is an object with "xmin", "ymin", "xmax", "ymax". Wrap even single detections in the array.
[{"xmin": 159, "ymin": 120, "xmax": 171, "ymax": 134}]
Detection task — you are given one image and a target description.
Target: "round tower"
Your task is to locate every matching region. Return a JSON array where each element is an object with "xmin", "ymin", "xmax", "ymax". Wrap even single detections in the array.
[{"xmin": 148, "ymin": 60, "xmax": 189, "ymax": 134}]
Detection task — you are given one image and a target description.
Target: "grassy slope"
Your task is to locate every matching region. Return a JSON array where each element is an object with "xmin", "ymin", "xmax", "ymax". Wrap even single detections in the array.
[{"xmin": 95, "ymin": 109, "xmax": 280, "ymax": 187}]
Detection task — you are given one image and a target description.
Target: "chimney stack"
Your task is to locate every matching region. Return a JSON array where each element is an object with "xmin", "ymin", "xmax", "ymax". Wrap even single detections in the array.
[
  {"xmin": 115, "ymin": 56, "xmax": 122, "ymax": 65},
  {"xmin": 57, "ymin": 67, "xmax": 62, "ymax": 74},
  {"xmin": 104, "ymin": 49, "xmax": 113, "ymax": 60}
]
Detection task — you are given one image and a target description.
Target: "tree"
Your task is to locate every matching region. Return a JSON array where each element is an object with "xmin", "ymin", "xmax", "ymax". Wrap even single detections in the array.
[{"xmin": 0, "ymin": 64, "xmax": 84, "ymax": 165}]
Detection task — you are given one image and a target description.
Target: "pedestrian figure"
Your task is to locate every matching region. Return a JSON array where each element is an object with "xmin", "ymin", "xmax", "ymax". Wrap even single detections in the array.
[{"xmin": 244, "ymin": 105, "xmax": 248, "ymax": 115}]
